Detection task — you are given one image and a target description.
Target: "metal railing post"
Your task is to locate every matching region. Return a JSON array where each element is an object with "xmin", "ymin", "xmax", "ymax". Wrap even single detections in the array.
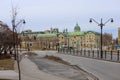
[{"xmin": 117, "ymin": 50, "xmax": 119, "ymax": 61}]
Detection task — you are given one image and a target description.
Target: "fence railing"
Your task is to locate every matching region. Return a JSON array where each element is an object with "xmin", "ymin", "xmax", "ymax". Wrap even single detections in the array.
[{"xmin": 58, "ymin": 48, "xmax": 120, "ymax": 62}]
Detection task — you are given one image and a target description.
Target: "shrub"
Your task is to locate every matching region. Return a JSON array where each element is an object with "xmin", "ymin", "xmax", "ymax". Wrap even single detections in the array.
[{"xmin": 0, "ymin": 54, "xmax": 11, "ymax": 60}]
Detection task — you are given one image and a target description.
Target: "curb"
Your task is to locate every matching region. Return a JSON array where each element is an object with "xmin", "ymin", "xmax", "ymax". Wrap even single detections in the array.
[{"xmin": 70, "ymin": 65, "xmax": 99, "ymax": 80}]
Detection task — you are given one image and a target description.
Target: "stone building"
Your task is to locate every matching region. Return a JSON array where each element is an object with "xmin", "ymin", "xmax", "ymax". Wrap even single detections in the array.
[
  {"xmin": 20, "ymin": 23, "xmax": 100, "ymax": 50},
  {"xmin": 58, "ymin": 23, "xmax": 100, "ymax": 49},
  {"xmin": 20, "ymin": 28, "xmax": 58, "ymax": 50},
  {"xmin": 118, "ymin": 27, "xmax": 120, "ymax": 44}
]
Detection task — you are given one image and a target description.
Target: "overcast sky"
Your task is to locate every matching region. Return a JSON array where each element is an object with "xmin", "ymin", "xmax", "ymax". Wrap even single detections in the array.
[{"xmin": 0, "ymin": 0, "xmax": 120, "ymax": 38}]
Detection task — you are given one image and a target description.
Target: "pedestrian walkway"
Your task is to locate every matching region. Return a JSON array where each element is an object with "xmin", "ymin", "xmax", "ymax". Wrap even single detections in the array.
[
  {"xmin": 0, "ymin": 70, "xmax": 18, "ymax": 80},
  {"xmin": 20, "ymin": 57, "xmax": 71, "ymax": 80},
  {"xmin": 0, "ymin": 54, "xmax": 71, "ymax": 80}
]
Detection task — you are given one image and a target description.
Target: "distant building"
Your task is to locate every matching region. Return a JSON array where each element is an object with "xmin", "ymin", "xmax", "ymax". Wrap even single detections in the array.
[
  {"xmin": 20, "ymin": 28, "xmax": 58, "ymax": 50},
  {"xmin": 58, "ymin": 30, "xmax": 100, "ymax": 49},
  {"xmin": 20, "ymin": 23, "xmax": 100, "ymax": 50},
  {"xmin": 115, "ymin": 27, "xmax": 120, "ymax": 49},
  {"xmin": 118, "ymin": 27, "xmax": 120, "ymax": 44}
]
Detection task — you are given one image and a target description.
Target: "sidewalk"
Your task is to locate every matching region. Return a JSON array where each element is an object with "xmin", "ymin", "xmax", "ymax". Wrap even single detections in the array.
[
  {"xmin": 0, "ymin": 56, "xmax": 71, "ymax": 80},
  {"xmin": 19, "ymin": 57, "xmax": 71, "ymax": 80},
  {"xmin": 0, "ymin": 70, "xmax": 18, "ymax": 80}
]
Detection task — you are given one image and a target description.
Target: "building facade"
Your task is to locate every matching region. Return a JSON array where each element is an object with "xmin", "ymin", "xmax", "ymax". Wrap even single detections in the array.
[
  {"xmin": 58, "ymin": 30, "xmax": 100, "ymax": 49},
  {"xmin": 118, "ymin": 27, "xmax": 120, "ymax": 44},
  {"xmin": 20, "ymin": 23, "xmax": 100, "ymax": 50}
]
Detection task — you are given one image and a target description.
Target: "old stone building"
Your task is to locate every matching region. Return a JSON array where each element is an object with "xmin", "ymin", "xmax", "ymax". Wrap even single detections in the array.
[
  {"xmin": 58, "ymin": 24, "xmax": 100, "ymax": 49},
  {"xmin": 118, "ymin": 27, "xmax": 120, "ymax": 44},
  {"xmin": 20, "ymin": 23, "xmax": 100, "ymax": 50},
  {"xmin": 20, "ymin": 29, "xmax": 58, "ymax": 50}
]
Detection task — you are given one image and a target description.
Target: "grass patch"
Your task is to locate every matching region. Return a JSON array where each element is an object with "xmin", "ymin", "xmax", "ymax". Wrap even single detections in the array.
[
  {"xmin": 0, "ymin": 54, "xmax": 11, "ymax": 60},
  {"xmin": 43, "ymin": 55, "xmax": 70, "ymax": 65},
  {"xmin": 0, "ymin": 79, "xmax": 11, "ymax": 80},
  {"xmin": 0, "ymin": 59, "xmax": 14, "ymax": 70}
]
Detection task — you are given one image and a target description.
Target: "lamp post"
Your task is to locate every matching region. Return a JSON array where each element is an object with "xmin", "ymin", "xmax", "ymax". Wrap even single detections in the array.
[
  {"xmin": 90, "ymin": 38, "xmax": 93, "ymax": 50},
  {"xmin": 12, "ymin": 8, "xmax": 25, "ymax": 80},
  {"xmin": 66, "ymin": 28, "xmax": 69, "ymax": 49},
  {"xmin": 12, "ymin": 19, "xmax": 25, "ymax": 80},
  {"xmin": 12, "ymin": 19, "xmax": 26, "ymax": 59},
  {"xmin": 89, "ymin": 18, "xmax": 113, "ymax": 58},
  {"xmin": 56, "ymin": 29, "xmax": 59, "ymax": 51}
]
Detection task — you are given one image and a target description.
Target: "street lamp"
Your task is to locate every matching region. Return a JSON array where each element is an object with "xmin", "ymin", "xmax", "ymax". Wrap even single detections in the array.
[
  {"xmin": 12, "ymin": 19, "xmax": 25, "ymax": 80},
  {"xmin": 89, "ymin": 18, "xmax": 113, "ymax": 58},
  {"xmin": 66, "ymin": 28, "xmax": 69, "ymax": 49},
  {"xmin": 56, "ymin": 29, "xmax": 59, "ymax": 51},
  {"xmin": 11, "ymin": 5, "xmax": 26, "ymax": 80},
  {"xmin": 12, "ymin": 19, "xmax": 26, "ymax": 60}
]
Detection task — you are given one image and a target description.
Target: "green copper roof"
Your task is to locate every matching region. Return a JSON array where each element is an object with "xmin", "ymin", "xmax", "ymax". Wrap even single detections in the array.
[
  {"xmin": 85, "ymin": 31, "xmax": 100, "ymax": 35},
  {"xmin": 37, "ymin": 33, "xmax": 57, "ymax": 37},
  {"xmin": 68, "ymin": 32, "xmax": 84, "ymax": 36},
  {"xmin": 74, "ymin": 23, "xmax": 80, "ymax": 31},
  {"xmin": 62, "ymin": 28, "xmax": 68, "ymax": 33}
]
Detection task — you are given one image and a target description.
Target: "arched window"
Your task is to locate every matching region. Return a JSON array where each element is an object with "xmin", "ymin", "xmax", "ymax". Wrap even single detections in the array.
[
  {"xmin": 34, "ymin": 36, "xmax": 36, "ymax": 40},
  {"xmin": 62, "ymin": 37, "xmax": 64, "ymax": 39},
  {"xmin": 74, "ymin": 36, "xmax": 76, "ymax": 38}
]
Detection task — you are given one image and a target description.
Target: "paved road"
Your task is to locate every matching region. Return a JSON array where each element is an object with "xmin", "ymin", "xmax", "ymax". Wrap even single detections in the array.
[
  {"xmin": 34, "ymin": 50, "xmax": 120, "ymax": 80},
  {"xmin": 20, "ymin": 55, "xmax": 71, "ymax": 80},
  {"xmin": 29, "ymin": 56, "xmax": 89, "ymax": 80}
]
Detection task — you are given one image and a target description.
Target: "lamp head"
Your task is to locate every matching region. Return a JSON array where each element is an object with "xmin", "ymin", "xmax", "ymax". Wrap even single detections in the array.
[
  {"xmin": 89, "ymin": 18, "xmax": 92, "ymax": 23},
  {"xmin": 23, "ymin": 20, "xmax": 26, "ymax": 24},
  {"xmin": 111, "ymin": 18, "xmax": 113, "ymax": 23}
]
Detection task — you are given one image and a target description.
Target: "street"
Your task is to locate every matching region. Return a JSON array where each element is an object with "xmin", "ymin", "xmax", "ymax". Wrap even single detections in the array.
[
  {"xmin": 28, "ymin": 56, "xmax": 89, "ymax": 80},
  {"xmin": 34, "ymin": 50, "xmax": 120, "ymax": 80}
]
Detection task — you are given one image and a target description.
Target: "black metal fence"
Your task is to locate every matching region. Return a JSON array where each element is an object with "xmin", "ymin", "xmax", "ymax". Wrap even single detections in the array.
[{"xmin": 58, "ymin": 48, "xmax": 120, "ymax": 62}]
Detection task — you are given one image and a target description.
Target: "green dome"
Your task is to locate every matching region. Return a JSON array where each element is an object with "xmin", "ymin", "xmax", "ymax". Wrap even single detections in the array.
[{"xmin": 74, "ymin": 23, "xmax": 80, "ymax": 32}]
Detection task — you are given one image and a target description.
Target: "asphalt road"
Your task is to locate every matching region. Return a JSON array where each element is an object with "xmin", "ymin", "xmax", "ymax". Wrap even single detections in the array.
[
  {"xmin": 29, "ymin": 56, "xmax": 89, "ymax": 80},
  {"xmin": 34, "ymin": 50, "xmax": 120, "ymax": 80}
]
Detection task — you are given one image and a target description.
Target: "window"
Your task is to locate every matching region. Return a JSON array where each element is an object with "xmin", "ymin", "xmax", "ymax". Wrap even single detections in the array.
[
  {"xmin": 30, "ymin": 43, "xmax": 32, "ymax": 47},
  {"xmin": 62, "ymin": 37, "xmax": 64, "ymax": 39},
  {"xmin": 34, "ymin": 36, "xmax": 36, "ymax": 40},
  {"xmin": 81, "ymin": 37, "xmax": 82, "ymax": 40},
  {"xmin": 74, "ymin": 36, "xmax": 76, "ymax": 38}
]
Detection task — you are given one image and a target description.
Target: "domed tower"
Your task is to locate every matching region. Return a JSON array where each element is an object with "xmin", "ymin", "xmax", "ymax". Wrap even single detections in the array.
[{"xmin": 74, "ymin": 23, "xmax": 80, "ymax": 32}]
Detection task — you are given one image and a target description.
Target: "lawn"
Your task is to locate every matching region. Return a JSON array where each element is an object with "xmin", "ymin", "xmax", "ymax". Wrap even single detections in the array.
[
  {"xmin": 0, "ymin": 79, "xmax": 10, "ymax": 80},
  {"xmin": 0, "ymin": 59, "xmax": 14, "ymax": 70}
]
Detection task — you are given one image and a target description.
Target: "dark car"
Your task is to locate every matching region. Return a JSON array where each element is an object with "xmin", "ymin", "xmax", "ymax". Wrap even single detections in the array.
[{"xmin": 68, "ymin": 46, "xmax": 74, "ymax": 49}]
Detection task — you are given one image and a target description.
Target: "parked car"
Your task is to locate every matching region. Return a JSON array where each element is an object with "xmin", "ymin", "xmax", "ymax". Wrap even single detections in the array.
[
  {"xmin": 60, "ymin": 45, "xmax": 75, "ymax": 50},
  {"xmin": 68, "ymin": 46, "xmax": 74, "ymax": 49}
]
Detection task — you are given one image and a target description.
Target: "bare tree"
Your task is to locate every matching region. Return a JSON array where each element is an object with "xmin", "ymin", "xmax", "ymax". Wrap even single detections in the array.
[
  {"xmin": 102, "ymin": 33, "xmax": 112, "ymax": 46},
  {"xmin": 0, "ymin": 21, "xmax": 17, "ymax": 55}
]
